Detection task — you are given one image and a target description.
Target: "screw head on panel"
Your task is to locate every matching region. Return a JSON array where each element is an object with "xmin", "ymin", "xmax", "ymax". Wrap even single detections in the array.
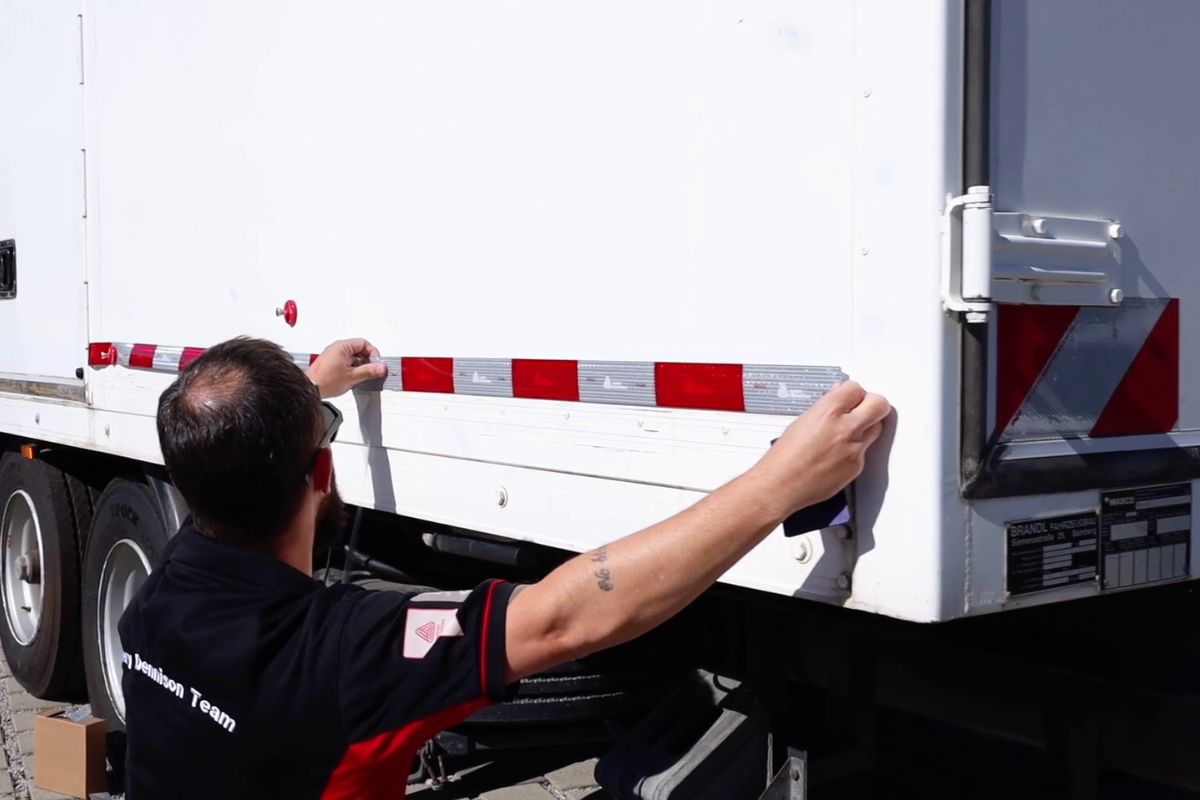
[
  {"xmin": 836, "ymin": 573, "xmax": 852, "ymax": 591},
  {"xmin": 1109, "ymin": 288, "xmax": 1124, "ymax": 305},
  {"xmin": 794, "ymin": 538, "xmax": 813, "ymax": 564},
  {"xmin": 1031, "ymin": 217, "xmax": 1049, "ymax": 235},
  {"xmin": 1108, "ymin": 222, "xmax": 1124, "ymax": 240}
]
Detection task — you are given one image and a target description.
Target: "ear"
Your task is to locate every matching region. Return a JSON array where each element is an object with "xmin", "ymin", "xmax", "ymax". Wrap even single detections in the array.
[{"xmin": 311, "ymin": 447, "xmax": 335, "ymax": 494}]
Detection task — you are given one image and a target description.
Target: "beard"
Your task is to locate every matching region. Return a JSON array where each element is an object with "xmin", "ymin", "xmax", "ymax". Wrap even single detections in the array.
[{"xmin": 313, "ymin": 477, "xmax": 348, "ymax": 553}]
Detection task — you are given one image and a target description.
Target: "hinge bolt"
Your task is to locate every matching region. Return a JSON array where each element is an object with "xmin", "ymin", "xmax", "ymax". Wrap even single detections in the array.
[
  {"xmin": 1108, "ymin": 222, "xmax": 1124, "ymax": 240},
  {"xmin": 836, "ymin": 572, "xmax": 852, "ymax": 591},
  {"xmin": 1031, "ymin": 217, "xmax": 1049, "ymax": 235},
  {"xmin": 1109, "ymin": 288, "xmax": 1124, "ymax": 305}
]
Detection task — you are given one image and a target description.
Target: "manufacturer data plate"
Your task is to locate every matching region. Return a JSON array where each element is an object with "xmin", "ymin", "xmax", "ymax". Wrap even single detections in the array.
[
  {"xmin": 1101, "ymin": 483, "xmax": 1192, "ymax": 590},
  {"xmin": 1006, "ymin": 512, "xmax": 1099, "ymax": 596}
]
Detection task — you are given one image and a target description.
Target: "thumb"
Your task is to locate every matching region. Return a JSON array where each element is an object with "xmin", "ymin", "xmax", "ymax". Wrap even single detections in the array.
[{"xmin": 351, "ymin": 362, "xmax": 387, "ymax": 382}]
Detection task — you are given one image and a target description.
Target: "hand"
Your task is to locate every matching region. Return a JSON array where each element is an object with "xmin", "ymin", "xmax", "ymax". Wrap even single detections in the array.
[
  {"xmin": 752, "ymin": 381, "xmax": 890, "ymax": 520},
  {"xmin": 307, "ymin": 338, "xmax": 388, "ymax": 398}
]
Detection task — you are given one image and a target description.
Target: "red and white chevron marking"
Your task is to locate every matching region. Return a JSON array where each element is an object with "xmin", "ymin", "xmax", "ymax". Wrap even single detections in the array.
[
  {"xmin": 87, "ymin": 342, "xmax": 845, "ymax": 417},
  {"xmin": 996, "ymin": 298, "xmax": 1179, "ymax": 441}
]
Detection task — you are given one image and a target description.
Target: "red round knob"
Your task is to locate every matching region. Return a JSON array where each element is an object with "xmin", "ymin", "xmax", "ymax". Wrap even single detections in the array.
[{"xmin": 278, "ymin": 299, "xmax": 298, "ymax": 327}]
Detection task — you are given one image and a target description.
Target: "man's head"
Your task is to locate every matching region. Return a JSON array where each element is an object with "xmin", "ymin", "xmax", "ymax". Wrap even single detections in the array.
[{"xmin": 157, "ymin": 337, "xmax": 345, "ymax": 548}]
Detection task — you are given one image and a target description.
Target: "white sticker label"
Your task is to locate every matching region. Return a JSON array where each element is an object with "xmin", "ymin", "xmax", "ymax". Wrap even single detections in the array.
[{"xmin": 403, "ymin": 607, "xmax": 464, "ymax": 659}]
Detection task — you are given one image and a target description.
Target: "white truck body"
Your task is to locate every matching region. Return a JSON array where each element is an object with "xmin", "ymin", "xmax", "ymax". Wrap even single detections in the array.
[{"xmin": 3, "ymin": 0, "xmax": 1199, "ymax": 623}]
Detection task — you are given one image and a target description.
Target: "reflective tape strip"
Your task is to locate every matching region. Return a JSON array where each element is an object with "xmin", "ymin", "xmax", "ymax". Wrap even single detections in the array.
[
  {"xmin": 744, "ymin": 365, "xmax": 848, "ymax": 415},
  {"xmin": 90, "ymin": 342, "xmax": 844, "ymax": 416},
  {"xmin": 115, "ymin": 342, "xmax": 135, "ymax": 368},
  {"xmin": 453, "ymin": 358, "xmax": 512, "ymax": 398},
  {"xmin": 578, "ymin": 361, "xmax": 656, "ymax": 407},
  {"xmin": 152, "ymin": 346, "xmax": 184, "ymax": 372},
  {"xmin": 999, "ymin": 298, "xmax": 1178, "ymax": 441},
  {"xmin": 379, "ymin": 357, "xmax": 404, "ymax": 392},
  {"xmin": 128, "ymin": 344, "xmax": 157, "ymax": 369}
]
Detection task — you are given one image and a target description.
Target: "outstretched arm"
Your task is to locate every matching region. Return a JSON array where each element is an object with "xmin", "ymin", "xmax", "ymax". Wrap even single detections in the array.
[{"xmin": 504, "ymin": 381, "xmax": 890, "ymax": 682}]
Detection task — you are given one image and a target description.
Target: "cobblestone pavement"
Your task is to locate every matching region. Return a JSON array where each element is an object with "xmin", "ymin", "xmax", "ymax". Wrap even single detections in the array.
[
  {"xmin": 0, "ymin": 652, "xmax": 611, "ymax": 800},
  {"xmin": 0, "ymin": 659, "xmax": 75, "ymax": 800}
]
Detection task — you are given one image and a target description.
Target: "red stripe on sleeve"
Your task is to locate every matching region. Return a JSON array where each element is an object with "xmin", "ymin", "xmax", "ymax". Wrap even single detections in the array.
[
  {"xmin": 319, "ymin": 697, "xmax": 486, "ymax": 800},
  {"xmin": 479, "ymin": 580, "xmax": 500, "ymax": 696}
]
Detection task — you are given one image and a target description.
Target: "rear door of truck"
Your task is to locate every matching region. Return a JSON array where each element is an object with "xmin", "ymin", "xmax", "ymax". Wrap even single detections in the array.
[
  {"xmin": 959, "ymin": 0, "xmax": 1200, "ymax": 610},
  {"xmin": 0, "ymin": 1, "xmax": 87, "ymax": 393}
]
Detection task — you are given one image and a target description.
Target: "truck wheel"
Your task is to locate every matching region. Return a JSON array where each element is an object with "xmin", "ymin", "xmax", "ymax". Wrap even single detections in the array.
[
  {"xmin": 82, "ymin": 480, "xmax": 169, "ymax": 730},
  {"xmin": 0, "ymin": 453, "xmax": 85, "ymax": 698}
]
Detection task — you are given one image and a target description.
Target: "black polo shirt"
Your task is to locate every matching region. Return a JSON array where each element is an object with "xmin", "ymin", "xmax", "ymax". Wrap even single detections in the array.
[{"xmin": 118, "ymin": 522, "xmax": 514, "ymax": 799}]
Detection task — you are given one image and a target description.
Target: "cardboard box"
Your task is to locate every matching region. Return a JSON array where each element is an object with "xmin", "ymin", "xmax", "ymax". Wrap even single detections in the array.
[{"xmin": 33, "ymin": 709, "xmax": 107, "ymax": 798}]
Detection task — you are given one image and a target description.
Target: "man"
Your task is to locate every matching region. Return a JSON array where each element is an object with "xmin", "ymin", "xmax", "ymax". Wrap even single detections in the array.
[{"xmin": 120, "ymin": 336, "xmax": 889, "ymax": 799}]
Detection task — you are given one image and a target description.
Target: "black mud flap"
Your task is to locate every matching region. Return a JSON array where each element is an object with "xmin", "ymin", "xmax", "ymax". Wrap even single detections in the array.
[{"xmin": 596, "ymin": 671, "xmax": 770, "ymax": 800}]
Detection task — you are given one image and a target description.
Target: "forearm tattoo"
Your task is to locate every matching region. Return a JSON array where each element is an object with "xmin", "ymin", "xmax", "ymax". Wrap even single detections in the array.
[{"xmin": 590, "ymin": 546, "xmax": 614, "ymax": 592}]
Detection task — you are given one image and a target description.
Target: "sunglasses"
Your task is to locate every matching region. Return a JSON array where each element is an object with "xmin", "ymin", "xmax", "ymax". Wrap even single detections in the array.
[{"xmin": 303, "ymin": 401, "xmax": 343, "ymax": 483}]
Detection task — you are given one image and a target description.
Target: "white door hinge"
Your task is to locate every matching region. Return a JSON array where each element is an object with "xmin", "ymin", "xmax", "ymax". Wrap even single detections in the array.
[
  {"xmin": 941, "ymin": 185, "xmax": 993, "ymax": 320},
  {"xmin": 942, "ymin": 186, "xmax": 1126, "ymax": 317}
]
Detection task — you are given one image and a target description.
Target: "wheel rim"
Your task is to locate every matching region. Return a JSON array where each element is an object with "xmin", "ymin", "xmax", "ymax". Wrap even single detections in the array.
[
  {"xmin": 1, "ymin": 490, "xmax": 46, "ymax": 646},
  {"xmin": 98, "ymin": 538, "xmax": 151, "ymax": 723}
]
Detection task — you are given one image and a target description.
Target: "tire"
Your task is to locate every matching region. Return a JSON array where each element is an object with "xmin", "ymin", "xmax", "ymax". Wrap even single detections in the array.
[
  {"xmin": 82, "ymin": 480, "xmax": 170, "ymax": 730},
  {"xmin": 0, "ymin": 454, "xmax": 85, "ymax": 698}
]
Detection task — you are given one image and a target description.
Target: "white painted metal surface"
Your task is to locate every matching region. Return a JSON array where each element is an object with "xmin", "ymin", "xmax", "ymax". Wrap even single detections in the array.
[
  {"xmin": 4, "ymin": 0, "xmax": 1200, "ymax": 622},
  {"xmin": 0, "ymin": 1, "xmax": 87, "ymax": 382}
]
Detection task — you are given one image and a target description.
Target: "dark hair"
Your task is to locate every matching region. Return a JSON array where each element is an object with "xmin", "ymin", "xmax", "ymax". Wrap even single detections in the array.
[{"xmin": 156, "ymin": 337, "xmax": 323, "ymax": 544}]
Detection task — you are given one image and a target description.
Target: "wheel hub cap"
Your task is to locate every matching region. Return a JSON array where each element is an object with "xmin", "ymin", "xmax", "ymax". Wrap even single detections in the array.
[
  {"xmin": 98, "ymin": 539, "xmax": 151, "ymax": 723},
  {"xmin": 1, "ymin": 491, "xmax": 45, "ymax": 646}
]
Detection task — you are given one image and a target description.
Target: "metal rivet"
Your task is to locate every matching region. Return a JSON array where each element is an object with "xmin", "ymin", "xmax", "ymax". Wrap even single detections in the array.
[
  {"xmin": 836, "ymin": 572, "xmax": 852, "ymax": 590},
  {"xmin": 1109, "ymin": 288, "xmax": 1124, "ymax": 305},
  {"xmin": 1108, "ymin": 222, "xmax": 1124, "ymax": 240},
  {"xmin": 836, "ymin": 526, "xmax": 852, "ymax": 540},
  {"xmin": 859, "ymin": 246, "xmax": 870, "ymax": 256},
  {"xmin": 862, "ymin": 87, "xmax": 872, "ymax": 98},
  {"xmin": 33, "ymin": 414, "xmax": 39, "ymax": 425},
  {"xmin": 104, "ymin": 425, "xmax": 110, "ymax": 437},
  {"xmin": 1031, "ymin": 217, "xmax": 1049, "ymax": 235},
  {"xmin": 791, "ymin": 769, "xmax": 801, "ymax": 782},
  {"xmin": 496, "ymin": 487, "xmax": 508, "ymax": 508}
]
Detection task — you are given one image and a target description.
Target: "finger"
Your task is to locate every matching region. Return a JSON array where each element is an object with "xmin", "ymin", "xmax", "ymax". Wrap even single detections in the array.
[
  {"xmin": 848, "ymin": 393, "xmax": 891, "ymax": 428},
  {"xmin": 860, "ymin": 420, "xmax": 885, "ymax": 447},
  {"xmin": 351, "ymin": 362, "xmax": 387, "ymax": 383},
  {"xmin": 338, "ymin": 338, "xmax": 373, "ymax": 358},
  {"xmin": 822, "ymin": 380, "xmax": 866, "ymax": 412}
]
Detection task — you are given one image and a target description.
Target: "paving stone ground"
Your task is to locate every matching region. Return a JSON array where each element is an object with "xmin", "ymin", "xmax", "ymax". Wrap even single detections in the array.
[{"xmin": 0, "ymin": 653, "xmax": 610, "ymax": 799}]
